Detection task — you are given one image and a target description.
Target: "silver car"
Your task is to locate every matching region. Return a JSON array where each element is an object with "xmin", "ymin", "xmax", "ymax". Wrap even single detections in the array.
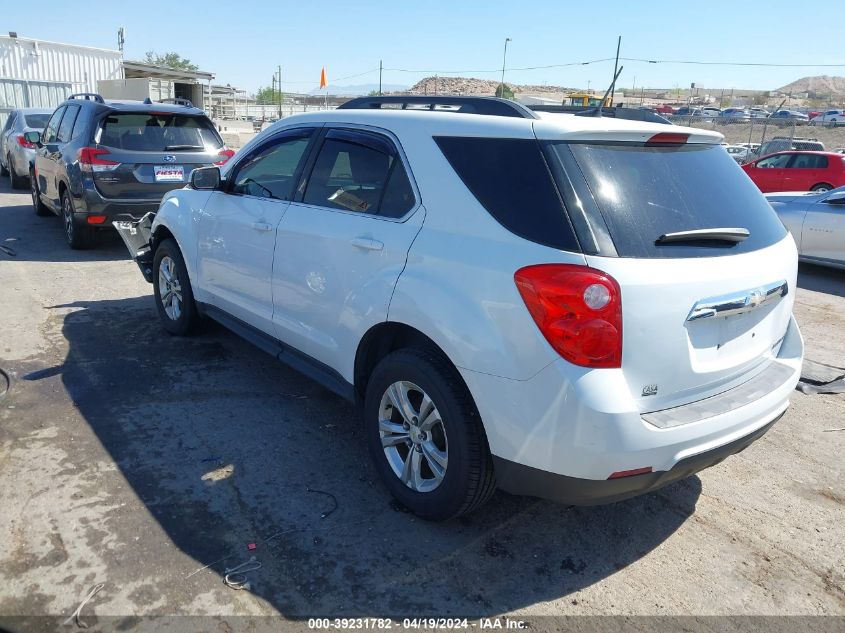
[
  {"xmin": 767, "ymin": 187, "xmax": 845, "ymax": 269},
  {"xmin": 0, "ymin": 108, "xmax": 53, "ymax": 189}
]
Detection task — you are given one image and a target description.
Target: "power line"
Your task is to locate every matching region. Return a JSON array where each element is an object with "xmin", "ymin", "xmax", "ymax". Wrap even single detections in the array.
[{"xmin": 621, "ymin": 57, "xmax": 845, "ymax": 68}]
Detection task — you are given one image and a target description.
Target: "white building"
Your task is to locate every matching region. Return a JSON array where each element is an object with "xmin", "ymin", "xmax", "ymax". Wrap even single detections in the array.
[{"xmin": 0, "ymin": 33, "xmax": 123, "ymax": 125}]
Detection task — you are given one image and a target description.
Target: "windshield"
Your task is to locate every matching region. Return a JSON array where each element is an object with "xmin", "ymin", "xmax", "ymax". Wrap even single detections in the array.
[
  {"xmin": 98, "ymin": 113, "xmax": 223, "ymax": 151},
  {"xmin": 24, "ymin": 113, "xmax": 51, "ymax": 129},
  {"xmin": 545, "ymin": 142, "xmax": 787, "ymax": 258}
]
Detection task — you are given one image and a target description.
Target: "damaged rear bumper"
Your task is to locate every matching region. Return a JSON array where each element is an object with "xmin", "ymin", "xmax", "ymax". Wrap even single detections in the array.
[{"xmin": 113, "ymin": 213, "xmax": 155, "ymax": 283}]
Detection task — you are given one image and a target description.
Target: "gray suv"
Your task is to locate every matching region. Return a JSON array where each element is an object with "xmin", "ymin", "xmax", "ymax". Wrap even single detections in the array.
[{"xmin": 29, "ymin": 93, "xmax": 233, "ymax": 249}]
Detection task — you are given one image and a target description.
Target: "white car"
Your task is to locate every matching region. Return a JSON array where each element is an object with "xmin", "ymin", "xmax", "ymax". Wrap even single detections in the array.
[
  {"xmin": 810, "ymin": 109, "xmax": 845, "ymax": 127},
  {"xmin": 117, "ymin": 96, "xmax": 803, "ymax": 520},
  {"xmin": 725, "ymin": 145, "xmax": 753, "ymax": 163},
  {"xmin": 766, "ymin": 187, "xmax": 845, "ymax": 269}
]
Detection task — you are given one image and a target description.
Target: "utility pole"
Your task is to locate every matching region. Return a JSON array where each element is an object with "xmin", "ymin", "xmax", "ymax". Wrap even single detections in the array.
[
  {"xmin": 500, "ymin": 37, "xmax": 511, "ymax": 98},
  {"xmin": 379, "ymin": 60, "xmax": 383, "ymax": 96},
  {"xmin": 611, "ymin": 35, "xmax": 621, "ymax": 106},
  {"xmin": 278, "ymin": 65, "xmax": 282, "ymax": 119}
]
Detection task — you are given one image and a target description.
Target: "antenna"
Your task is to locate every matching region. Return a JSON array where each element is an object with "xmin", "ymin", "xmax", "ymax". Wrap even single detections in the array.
[{"xmin": 591, "ymin": 65, "xmax": 623, "ymax": 118}]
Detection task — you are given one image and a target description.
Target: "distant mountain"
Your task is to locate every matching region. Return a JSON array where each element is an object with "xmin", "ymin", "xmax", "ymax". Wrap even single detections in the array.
[
  {"xmin": 776, "ymin": 76, "xmax": 845, "ymax": 98},
  {"xmin": 398, "ymin": 76, "xmax": 575, "ymax": 96},
  {"xmin": 307, "ymin": 83, "xmax": 408, "ymax": 96}
]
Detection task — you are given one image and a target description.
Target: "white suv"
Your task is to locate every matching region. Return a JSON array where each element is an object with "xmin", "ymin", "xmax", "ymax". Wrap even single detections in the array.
[{"xmin": 117, "ymin": 97, "xmax": 803, "ymax": 520}]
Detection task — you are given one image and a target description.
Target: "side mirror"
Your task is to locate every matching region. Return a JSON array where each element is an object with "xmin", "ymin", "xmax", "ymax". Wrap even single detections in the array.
[
  {"xmin": 190, "ymin": 166, "xmax": 221, "ymax": 190},
  {"xmin": 24, "ymin": 131, "xmax": 42, "ymax": 147}
]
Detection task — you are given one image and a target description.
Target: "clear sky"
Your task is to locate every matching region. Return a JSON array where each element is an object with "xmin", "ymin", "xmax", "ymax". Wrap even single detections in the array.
[{"xmin": 4, "ymin": 1, "xmax": 844, "ymax": 94}]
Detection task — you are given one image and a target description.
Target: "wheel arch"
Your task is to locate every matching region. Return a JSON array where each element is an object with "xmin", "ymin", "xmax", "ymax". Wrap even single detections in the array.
[{"xmin": 354, "ymin": 322, "xmax": 469, "ymax": 407}]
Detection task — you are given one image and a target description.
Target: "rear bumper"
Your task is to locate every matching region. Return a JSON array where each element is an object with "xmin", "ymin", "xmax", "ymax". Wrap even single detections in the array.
[
  {"xmin": 74, "ymin": 185, "xmax": 161, "ymax": 225},
  {"xmin": 460, "ymin": 314, "xmax": 803, "ymax": 503},
  {"xmin": 494, "ymin": 413, "xmax": 781, "ymax": 505}
]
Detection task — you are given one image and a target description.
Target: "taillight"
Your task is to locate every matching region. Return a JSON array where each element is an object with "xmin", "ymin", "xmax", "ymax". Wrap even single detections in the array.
[
  {"xmin": 514, "ymin": 264, "xmax": 622, "ymax": 369},
  {"xmin": 78, "ymin": 147, "xmax": 120, "ymax": 172},
  {"xmin": 646, "ymin": 132, "xmax": 689, "ymax": 146},
  {"xmin": 16, "ymin": 134, "xmax": 36, "ymax": 149},
  {"xmin": 215, "ymin": 147, "xmax": 235, "ymax": 165}
]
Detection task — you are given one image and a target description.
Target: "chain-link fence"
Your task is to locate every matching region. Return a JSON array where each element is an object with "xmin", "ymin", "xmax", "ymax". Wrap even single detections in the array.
[{"xmin": 665, "ymin": 115, "xmax": 845, "ymax": 160}]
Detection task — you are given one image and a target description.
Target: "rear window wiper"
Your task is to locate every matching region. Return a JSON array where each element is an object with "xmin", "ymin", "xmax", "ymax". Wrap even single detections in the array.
[
  {"xmin": 164, "ymin": 144, "xmax": 204, "ymax": 151},
  {"xmin": 656, "ymin": 228, "xmax": 750, "ymax": 245}
]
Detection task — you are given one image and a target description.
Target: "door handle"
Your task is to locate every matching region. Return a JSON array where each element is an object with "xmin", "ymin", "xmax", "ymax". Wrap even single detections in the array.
[
  {"xmin": 251, "ymin": 222, "xmax": 273, "ymax": 232},
  {"xmin": 350, "ymin": 237, "xmax": 384, "ymax": 251}
]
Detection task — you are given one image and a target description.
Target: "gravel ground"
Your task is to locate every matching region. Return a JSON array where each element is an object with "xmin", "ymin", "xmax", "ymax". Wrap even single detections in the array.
[{"xmin": 0, "ymin": 179, "xmax": 842, "ymax": 628}]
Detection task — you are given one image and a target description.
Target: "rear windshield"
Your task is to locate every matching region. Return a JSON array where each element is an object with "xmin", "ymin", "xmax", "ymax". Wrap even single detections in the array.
[
  {"xmin": 546, "ymin": 142, "xmax": 787, "ymax": 258},
  {"xmin": 98, "ymin": 113, "xmax": 222, "ymax": 151},
  {"xmin": 24, "ymin": 113, "xmax": 51, "ymax": 129}
]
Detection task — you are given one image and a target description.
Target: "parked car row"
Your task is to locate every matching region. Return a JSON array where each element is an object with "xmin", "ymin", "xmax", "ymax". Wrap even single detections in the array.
[{"xmin": 5, "ymin": 93, "xmax": 234, "ymax": 248}]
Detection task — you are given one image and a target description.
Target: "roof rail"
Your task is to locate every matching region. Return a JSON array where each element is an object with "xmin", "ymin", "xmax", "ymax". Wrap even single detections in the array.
[
  {"xmin": 528, "ymin": 105, "xmax": 672, "ymax": 125},
  {"xmin": 158, "ymin": 97, "xmax": 195, "ymax": 108},
  {"xmin": 338, "ymin": 96, "xmax": 538, "ymax": 119},
  {"xmin": 68, "ymin": 92, "xmax": 105, "ymax": 104}
]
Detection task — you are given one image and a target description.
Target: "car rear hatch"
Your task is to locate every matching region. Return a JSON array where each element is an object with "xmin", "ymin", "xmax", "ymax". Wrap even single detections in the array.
[
  {"xmin": 537, "ymin": 123, "xmax": 796, "ymax": 412},
  {"xmin": 90, "ymin": 111, "xmax": 227, "ymax": 199}
]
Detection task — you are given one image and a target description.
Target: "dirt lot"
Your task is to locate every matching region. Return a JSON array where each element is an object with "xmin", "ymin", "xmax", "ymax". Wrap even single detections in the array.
[{"xmin": 0, "ymin": 179, "xmax": 843, "ymax": 627}]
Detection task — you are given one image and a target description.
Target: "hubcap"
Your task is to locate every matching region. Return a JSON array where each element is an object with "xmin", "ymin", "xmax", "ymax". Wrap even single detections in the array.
[
  {"xmin": 379, "ymin": 381, "xmax": 448, "ymax": 493},
  {"xmin": 158, "ymin": 256, "xmax": 183, "ymax": 321},
  {"xmin": 62, "ymin": 196, "xmax": 73, "ymax": 241}
]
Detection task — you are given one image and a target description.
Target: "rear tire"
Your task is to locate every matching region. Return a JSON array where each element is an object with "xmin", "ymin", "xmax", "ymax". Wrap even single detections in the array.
[
  {"xmin": 364, "ymin": 347, "xmax": 496, "ymax": 521},
  {"xmin": 811, "ymin": 183, "xmax": 833, "ymax": 193},
  {"xmin": 62, "ymin": 189, "xmax": 92, "ymax": 249},
  {"xmin": 0, "ymin": 159, "xmax": 8, "ymax": 177},
  {"xmin": 153, "ymin": 238, "xmax": 199, "ymax": 336},
  {"xmin": 30, "ymin": 169, "xmax": 50, "ymax": 217},
  {"xmin": 8, "ymin": 156, "xmax": 25, "ymax": 189}
]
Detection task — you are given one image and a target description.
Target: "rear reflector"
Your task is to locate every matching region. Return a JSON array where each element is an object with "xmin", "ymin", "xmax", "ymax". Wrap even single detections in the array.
[
  {"xmin": 86, "ymin": 215, "xmax": 107, "ymax": 224},
  {"xmin": 646, "ymin": 132, "xmax": 690, "ymax": 146},
  {"xmin": 608, "ymin": 467, "xmax": 653, "ymax": 479}
]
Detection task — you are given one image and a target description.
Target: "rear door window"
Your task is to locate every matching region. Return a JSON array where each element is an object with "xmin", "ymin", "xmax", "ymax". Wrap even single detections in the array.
[
  {"xmin": 98, "ymin": 113, "xmax": 223, "ymax": 151},
  {"xmin": 434, "ymin": 136, "xmax": 579, "ymax": 251},
  {"xmin": 43, "ymin": 107, "xmax": 65, "ymax": 143},
  {"xmin": 302, "ymin": 129, "xmax": 415, "ymax": 218},
  {"xmin": 56, "ymin": 105, "xmax": 79, "ymax": 143},
  {"xmin": 789, "ymin": 154, "xmax": 828, "ymax": 169},
  {"xmin": 547, "ymin": 141, "xmax": 787, "ymax": 258}
]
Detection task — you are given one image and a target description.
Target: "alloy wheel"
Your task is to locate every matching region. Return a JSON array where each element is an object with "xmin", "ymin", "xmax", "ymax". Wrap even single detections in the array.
[
  {"xmin": 158, "ymin": 256, "xmax": 183, "ymax": 321},
  {"xmin": 30, "ymin": 174, "xmax": 38, "ymax": 208},
  {"xmin": 62, "ymin": 195, "xmax": 74, "ymax": 242},
  {"xmin": 378, "ymin": 381, "xmax": 448, "ymax": 493}
]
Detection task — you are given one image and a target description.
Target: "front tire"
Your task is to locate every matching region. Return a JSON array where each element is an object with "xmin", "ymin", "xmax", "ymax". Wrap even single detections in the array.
[
  {"xmin": 364, "ymin": 348, "xmax": 496, "ymax": 521},
  {"xmin": 153, "ymin": 238, "xmax": 199, "ymax": 336}
]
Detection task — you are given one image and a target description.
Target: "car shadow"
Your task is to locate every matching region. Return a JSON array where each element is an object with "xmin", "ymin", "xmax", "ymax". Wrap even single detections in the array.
[
  {"xmin": 797, "ymin": 262, "xmax": 845, "ymax": 298},
  {"xmin": 26, "ymin": 294, "xmax": 703, "ymax": 617},
  {"xmin": 0, "ymin": 185, "xmax": 130, "ymax": 263}
]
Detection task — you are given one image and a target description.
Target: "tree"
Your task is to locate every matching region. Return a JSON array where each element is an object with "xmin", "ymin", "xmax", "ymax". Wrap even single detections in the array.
[
  {"xmin": 143, "ymin": 51, "xmax": 199, "ymax": 71},
  {"xmin": 495, "ymin": 83, "xmax": 514, "ymax": 99},
  {"xmin": 753, "ymin": 91, "xmax": 771, "ymax": 106},
  {"xmin": 255, "ymin": 86, "xmax": 283, "ymax": 104}
]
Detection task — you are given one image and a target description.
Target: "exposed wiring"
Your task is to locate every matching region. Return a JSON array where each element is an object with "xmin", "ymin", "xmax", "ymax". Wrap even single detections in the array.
[
  {"xmin": 306, "ymin": 486, "xmax": 338, "ymax": 519},
  {"xmin": 223, "ymin": 556, "xmax": 262, "ymax": 590},
  {"xmin": 63, "ymin": 583, "xmax": 104, "ymax": 628}
]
